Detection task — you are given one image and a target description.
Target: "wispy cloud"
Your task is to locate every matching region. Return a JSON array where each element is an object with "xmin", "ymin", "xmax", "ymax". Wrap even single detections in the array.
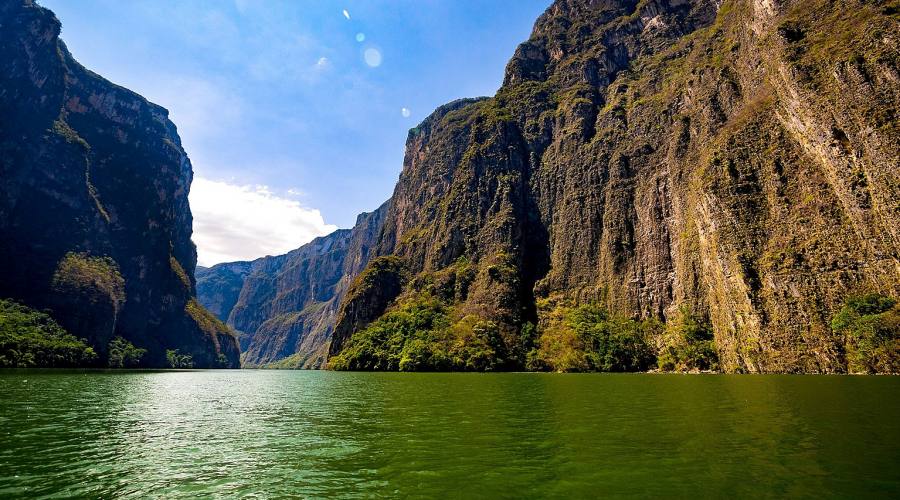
[
  {"xmin": 190, "ymin": 177, "xmax": 337, "ymax": 266},
  {"xmin": 140, "ymin": 76, "xmax": 244, "ymax": 141}
]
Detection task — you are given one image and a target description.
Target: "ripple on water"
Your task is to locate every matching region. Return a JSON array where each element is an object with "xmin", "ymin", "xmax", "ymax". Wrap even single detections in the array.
[{"xmin": 0, "ymin": 371, "xmax": 898, "ymax": 498}]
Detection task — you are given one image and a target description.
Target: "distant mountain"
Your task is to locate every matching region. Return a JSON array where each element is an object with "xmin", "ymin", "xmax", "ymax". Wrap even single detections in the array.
[
  {"xmin": 196, "ymin": 203, "xmax": 387, "ymax": 368},
  {"xmin": 0, "ymin": 0, "xmax": 239, "ymax": 368},
  {"xmin": 196, "ymin": 262, "xmax": 252, "ymax": 325}
]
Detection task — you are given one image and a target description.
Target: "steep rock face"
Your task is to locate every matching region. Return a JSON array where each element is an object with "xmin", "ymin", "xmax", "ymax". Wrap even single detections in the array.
[
  {"xmin": 0, "ymin": 1, "xmax": 239, "ymax": 367},
  {"xmin": 195, "ymin": 262, "xmax": 252, "ymax": 321},
  {"xmin": 229, "ymin": 231, "xmax": 352, "ymax": 345},
  {"xmin": 331, "ymin": 0, "xmax": 899, "ymax": 373},
  {"xmin": 195, "ymin": 203, "xmax": 388, "ymax": 368},
  {"xmin": 328, "ymin": 256, "xmax": 407, "ymax": 357}
]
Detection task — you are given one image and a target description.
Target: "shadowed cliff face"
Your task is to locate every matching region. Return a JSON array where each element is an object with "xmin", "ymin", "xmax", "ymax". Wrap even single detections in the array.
[
  {"xmin": 195, "ymin": 262, "xmax": 252, "ymax": 323},
  {"xmin": 196, "ymin": 203, "xmax": 388, "ymax": 368},
  {"xmin": 0, "ymin": 0, "xmax": 239, "ymax": 368},
  {"xmin": 330, "ymin": 0, "xmax": 899, "ymax": 373}
]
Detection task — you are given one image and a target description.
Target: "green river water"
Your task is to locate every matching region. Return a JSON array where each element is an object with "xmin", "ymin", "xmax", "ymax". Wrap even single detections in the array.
[{"xmin": 0, "ymin": 370, "xmax": 897, "ymax": 498}]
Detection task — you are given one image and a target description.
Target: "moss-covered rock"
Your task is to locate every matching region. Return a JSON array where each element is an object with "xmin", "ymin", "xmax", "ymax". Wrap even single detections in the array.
[{"xmin": 49, "ymin": 252, "xmax": 125, "ymax": 359}]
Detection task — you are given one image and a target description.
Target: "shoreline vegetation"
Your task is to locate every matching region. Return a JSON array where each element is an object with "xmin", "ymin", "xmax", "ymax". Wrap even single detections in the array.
[
  {"xmin": 0, "ymin": 298, "xmax": 192, "ymax": 369},
  {"xmin": 5, "ymin": 294, "xmax": 895, "ymax": 374},
  {"xmin": 328, "ymin": 293, "xmax": 899, "ymax": 374}
]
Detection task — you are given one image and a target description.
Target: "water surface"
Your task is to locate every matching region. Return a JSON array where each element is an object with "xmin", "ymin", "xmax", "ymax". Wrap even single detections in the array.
[{"xmin": 1, "ymin": 371, "xmax": 897, "ymax": 498}]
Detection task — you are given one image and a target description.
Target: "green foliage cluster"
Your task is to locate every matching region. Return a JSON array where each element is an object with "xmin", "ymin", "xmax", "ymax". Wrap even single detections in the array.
[
  {"xmin": 831, "ymin": 294, "xmax": 899, "ymax": 374},
  {"xmin": 331, "ymin": 288, "xmax": 726, "ymax": 373},
  {"xmin": 107, "ymin": 336, "xmax": 145, "ymax": 368},
  {"xmin": 260, "ymin": 352, "xmax": 306, "ymax": 370},
  {"xmin": 657, "ymin": 306, "xmax": 719, "ymax": 372},
  {"xmin": 409, "ymin": 257, "xmax": 476, "ymax": 304},
  {"xmin": 527, "ymin": 302, "xmax": 658, "ymax": 372},
  {"xmin": 355, "ymin": 256, "xmax": 405, "ymax": 289},
  {"xmin": 0, "ymin": 299, "xmax": 97, "ymax": 367},
  {"xmin": 329, "ymin": 293, "xmax": 506, "ymax": 371},
  {"xmin": 166, "ymin": 349, "xmax": 194, "ymax": 369},
  {"xmin": 52, "ymin": 252, "xmax": 126, "ymax": 307}
]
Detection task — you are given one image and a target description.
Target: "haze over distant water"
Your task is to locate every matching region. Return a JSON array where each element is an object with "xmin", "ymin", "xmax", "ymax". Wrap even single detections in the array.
[{"xmin": 40, "ymin": 0, "xmax": 551, "ymax": 265}]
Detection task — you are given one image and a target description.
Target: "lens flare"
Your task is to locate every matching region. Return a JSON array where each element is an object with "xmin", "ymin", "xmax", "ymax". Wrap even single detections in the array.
[
  {"xmin": 364, "ymin": 48, "xmax": 382, "ymax": 67},
  {"xmin": 401, "ymin": 107, "xmax": 411, "ymax": 118},
  {"xmin": 355, "ymin": 33, "xmax": 365, "ymax": 42}
]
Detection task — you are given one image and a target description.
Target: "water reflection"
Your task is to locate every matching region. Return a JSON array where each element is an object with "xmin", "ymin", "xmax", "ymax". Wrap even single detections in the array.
[{"xmin": 0, "ymin": 371, "xmax": 897, "ymax": 498}]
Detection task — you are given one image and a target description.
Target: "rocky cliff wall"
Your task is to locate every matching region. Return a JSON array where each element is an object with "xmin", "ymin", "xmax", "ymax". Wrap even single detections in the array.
[
  {"xmin": 0, "ymin": 0, "xmax": 240, "ymax": 367},
  {"xmin": 330, "ymin": 0, "xmax": 899, "ymax": 373}
]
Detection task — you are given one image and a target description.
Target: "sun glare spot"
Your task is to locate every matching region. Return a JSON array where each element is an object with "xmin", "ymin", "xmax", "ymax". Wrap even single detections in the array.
[
  {"xmin": 356, "ymin": 32, "xmax": 366, "ymax": 43},
  {"xmin": 401, "ymin": 107, "xmax": 411, "ymax": 118},
  {"xmin": 364, "ymin": 48, "xmax": 382, "ymax": 67}
]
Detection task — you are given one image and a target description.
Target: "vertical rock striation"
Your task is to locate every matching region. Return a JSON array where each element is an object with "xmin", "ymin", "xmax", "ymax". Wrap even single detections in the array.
[{"xmin": 330, "ymin": 0, "xmax": 899, "ymax": 373}]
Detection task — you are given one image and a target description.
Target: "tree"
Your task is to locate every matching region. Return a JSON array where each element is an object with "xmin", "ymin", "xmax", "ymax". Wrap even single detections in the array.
[
  {"xmin": 831, "ymin": 294, "xmax": 899, "ymax": 374},
  {"xmin": 107, "ymin": 336, "xmax": 146, "ymax": 368}
]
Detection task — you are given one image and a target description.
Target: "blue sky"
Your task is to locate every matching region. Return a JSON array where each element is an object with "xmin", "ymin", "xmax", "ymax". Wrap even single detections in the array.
[{"xmin": 40, "ymin": 0, "xmax": 551, "ymax": 265}]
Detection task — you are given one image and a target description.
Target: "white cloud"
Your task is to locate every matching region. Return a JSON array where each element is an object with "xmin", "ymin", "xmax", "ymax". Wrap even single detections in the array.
[{"xmin": 190, "ymin": 177, "xmax": 337, "ymax": 266}]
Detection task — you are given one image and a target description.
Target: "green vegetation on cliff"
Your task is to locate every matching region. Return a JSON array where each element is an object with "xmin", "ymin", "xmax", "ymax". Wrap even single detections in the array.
[
  {"xmin": 185, "ymin": 298, "xmax": 237, "ymax": 368},
  {"xmin": 329, "ymin": 293, "xmax": 506, "ymax": 371},
  {"xmin": 166, "ymin": 349, "xmax": 194, "ymax": 369},
  {"xmin": 831, "ymin": 294, "xmax": 900, "ymax": 374},
  {"xmin": 0, "ymin": 299, "xmax": 97, "ymax": 367},
  {"xmin": 51, "ymin": 252, "xmax": 126, "ymax": 307},
  {"xmin": 527, "ymin": 301, "xmax": 658, "ymax": 372},
  {"xmin": 332, "ymin": 278, "xmax": 722, "ymax": 373},
  {"xmin": 656, "ymin": 307, "xmax": 720, "ymax": 372},
  {"xmin": 107, "ymin": 336, "xmax": 146, "ymax": 368}
]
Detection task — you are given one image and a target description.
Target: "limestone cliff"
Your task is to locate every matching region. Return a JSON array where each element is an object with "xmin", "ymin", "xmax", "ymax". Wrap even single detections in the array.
[
  {"xmin": 330, "ymin": 0, "xmax": 899, "ymax": 373},
  {"xmin": 0, "ymin": 0, "xmax": 240, "ymax": 367}
]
